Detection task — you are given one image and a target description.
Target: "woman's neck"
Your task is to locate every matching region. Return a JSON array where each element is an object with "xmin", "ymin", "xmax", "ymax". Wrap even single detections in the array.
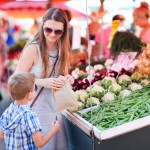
[{"xmin": 46, "ymin": 41, "xmax": 57, "ymax": 51}]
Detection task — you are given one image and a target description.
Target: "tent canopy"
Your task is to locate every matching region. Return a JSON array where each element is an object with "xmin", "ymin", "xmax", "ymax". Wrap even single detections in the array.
[
  {"xmin": 0, "ymin": 0, "xmax": 88, "ymax": 18},
  {"xmin": 0, "ymin": 0, "xmax": 69, "ymax": 18}
]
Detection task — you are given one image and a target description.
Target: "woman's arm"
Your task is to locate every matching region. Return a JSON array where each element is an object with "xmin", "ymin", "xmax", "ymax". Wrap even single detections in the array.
[
  {"xmin": 0, "ymin": 129, "xmax": 4, "ymax": 139},
  {"xmin": 16, "ymin": 44, "xmax": 38, "ymax": 72},
  {"xmin": 15, "ymin": 44, "xmax": 64, "ymax": 90}
]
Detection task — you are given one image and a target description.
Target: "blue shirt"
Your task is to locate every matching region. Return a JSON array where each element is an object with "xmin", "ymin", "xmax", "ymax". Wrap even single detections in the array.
[{"xmin": 0, "ymin": 103, "xmax": 42, "ymax": 150}]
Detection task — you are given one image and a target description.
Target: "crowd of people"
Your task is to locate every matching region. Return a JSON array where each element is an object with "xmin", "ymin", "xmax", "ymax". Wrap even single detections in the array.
[
  {"xmin": 0, "ymin": 1, "xmax": 150, "ymax": 149},
  {"xmin": 92, "ymin": 2, "xmax": 150, "ymax": 60}
]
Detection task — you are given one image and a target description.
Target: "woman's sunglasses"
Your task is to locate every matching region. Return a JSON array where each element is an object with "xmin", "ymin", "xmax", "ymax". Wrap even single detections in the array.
[{"xmin": 44, "ymin": 27, "xmax": 63, "ymax": 35}]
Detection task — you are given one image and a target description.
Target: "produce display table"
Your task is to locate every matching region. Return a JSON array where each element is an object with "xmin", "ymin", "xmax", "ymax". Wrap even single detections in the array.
[
  {"xmin": 63, "ymin": 110, "xmax": 93, "ymax": 150},
  {"xmin": 63, "ymin": 110, "xmax": 150, "ymax": 150}
]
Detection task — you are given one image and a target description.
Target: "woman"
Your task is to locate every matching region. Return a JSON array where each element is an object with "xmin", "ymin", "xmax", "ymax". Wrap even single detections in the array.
[
  {"xmin": 94, "ymin": 14, "xmax": 125, "ymax": 59},
  {"xmin": 133, "ymin": 2, "xmax": 150, "ymax": 44},
  {"xmin": 16, "ymin": 8, "xmax": 73, "ymax": 150}
]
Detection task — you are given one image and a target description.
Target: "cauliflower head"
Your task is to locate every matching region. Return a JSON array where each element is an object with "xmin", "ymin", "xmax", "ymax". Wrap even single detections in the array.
[
  {"xmin": 128, "ymin": 83, "xmax": 142, "ymax": 91},
  {"xmin": 141, "ymin": 79, "xmax": 150, "ymax": 86},
  {"xmin": 75, "ymin": 90, "xmax": 88, "ymax": 103},
  {"xmin": 119, "ymin": 89, "xmax": 131, "ymax": 98},
  {"xmin": 101, "ymin": 92, "xmax": 116, "ymax": 102},
  {"xmin": 108, "ymin": 83, "xmax": 121, "ymax": 94},
  {"xmin": 102, "ymin": 76, "xmax": 117, "ymax": 89},
  {"xmin": 90, "ymin": 85, "xmax": 105, "ymax": 98},
  {"xmin": 118, "ymin": 75, "xmax": 132, "ymax": 86},
  {"xmin": 87, "ymin": 97, "xmax": 100, "ymax": 106},
  {"xmin": 131, "ymin": 72, "xmax": 143, "ymax": 82}
]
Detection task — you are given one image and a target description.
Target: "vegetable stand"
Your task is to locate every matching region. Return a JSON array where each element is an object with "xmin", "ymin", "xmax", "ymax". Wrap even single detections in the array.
[{"xmin": 63, "ymin": 110, "xmax": 150, "ymax": 150}]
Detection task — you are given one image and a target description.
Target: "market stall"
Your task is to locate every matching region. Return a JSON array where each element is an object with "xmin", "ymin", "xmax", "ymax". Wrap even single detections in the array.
[
  {"xmin": 63, "ymin": 110, "xmax": 150, "ymax": 150},
  {"xmin": 0, "ymin": 1, "xmax": 150, "ymax": 150},
  {"xmin": 63, "ymin": 40, "xmax": 150, "ymax": 150}
]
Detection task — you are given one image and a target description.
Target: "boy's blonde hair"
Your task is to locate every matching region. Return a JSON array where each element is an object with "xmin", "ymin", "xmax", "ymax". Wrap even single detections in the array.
[{"xmin": 8, "ymin": 72, "xmax": 35, "ymax": 100}]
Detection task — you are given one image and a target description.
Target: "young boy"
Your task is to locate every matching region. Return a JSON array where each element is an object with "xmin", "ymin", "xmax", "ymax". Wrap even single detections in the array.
[{"xmin": 0, "ymin": 72, "xmax": 60, "ymax": 149}]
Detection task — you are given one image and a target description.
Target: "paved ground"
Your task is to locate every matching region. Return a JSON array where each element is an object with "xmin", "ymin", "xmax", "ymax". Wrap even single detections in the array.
[
  {"xmin": 0, "ymin": 97, "xmax": 12, "ymax": 150},
  {"xmin": 0, "ymin": 98, "xmax": 12, "ymax": 116}
]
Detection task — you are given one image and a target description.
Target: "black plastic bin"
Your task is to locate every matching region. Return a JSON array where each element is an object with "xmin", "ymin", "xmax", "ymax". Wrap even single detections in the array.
[{"xmin": 63, "ymin": 114, "xmax": 150, "ymax": 150}]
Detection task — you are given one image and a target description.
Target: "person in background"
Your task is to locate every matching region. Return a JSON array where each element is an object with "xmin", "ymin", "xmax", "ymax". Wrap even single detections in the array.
[
  {"xmin": 64, "ymin": 10, "xmax": 73, "ymax": 47},
  {"xmin": 0, "ymin": 18, "xmax": 8, "ymax": 82},
  {"xmin": 88, "ymin": 12, "xmax": 101, "ymax": 40},
  {"xmin": 64, "ymin": 9, "xmax": 87, "ymax": 51},
  {"xmin": 15, "ymin": 7, "xmax": 74, "ymax": 150},
  {"xmin": 133, "ymin": 2, "xmax": 150, "ymax": 44},
  {"xmin": 94, "ymin": 14, "xmax": 126, "ymax": 59},
  {"xmin": 0, "ymin": 72, "xmax": 60, "ymax": 149},
  {"xmin": 29, "ymin": 19, "xmax": 40, "ymax": 37}
]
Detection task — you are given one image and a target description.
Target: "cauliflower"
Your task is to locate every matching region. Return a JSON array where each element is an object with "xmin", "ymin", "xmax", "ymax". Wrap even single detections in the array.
[
  {"xmin": 77, "ymin": 102, "xmax": 85, "ymax": 110},
  {"xmin": 87, "ymin": 97, "xmax": 100, "ymax": 106},
  {"xmin": 93, "ymin": 80, "xmax": 102, "ymax": 86},
  {"xmin": 75, "ymin": 90, "xmax": 88, "ymax": 103},
  {"xmin": 104, "ymin": 59, "xmax": 114, "ymax": 69},
  {"xmin": 94, "ymin": 64, "xmax": 104, "ymax": 71},
  {"xmin": 119, "ymin": 90, "xmax": 131, "ymax": 98},
  {"xmin": 141, "ymin": 79, "xmax": 150, "ymax": 86},
  {"xmin": 71, "ymin": 70, "xmax": 79, "ymax": 79},
  {"xmin": 86, "ymin": 66, "xmax": 95, "ymax": 75},
  {"xmin": 91, "ymin": 85, "xmax": 105, "ymax": 98},
  {"xmin": 91, "ymin": 85, "xmax": 105, "ymax": 92},
  {"xmin": 101, "ymin": 76, "xmax": 117, "ymax": 89},
  {"xmin": 128, "ymin": 83, "xmax": 142, "ymax": 91},
  {"xmin": 118, "ymin": 75, "xmax": 132, "ymax": 86},
  {"xmin": 72, "ymin": 68, "xmax": 87, "ymax": 79},
  {"xmin": 101, "ymin": 92, "xmax": 116, "ymax": 102},
  {"xmin": 108, "ymin": 83, "xmax": 121, "ymax": 94},
  {"xmin": 131, "ymin": 72, "xmax": 143, "ymax": 82}
]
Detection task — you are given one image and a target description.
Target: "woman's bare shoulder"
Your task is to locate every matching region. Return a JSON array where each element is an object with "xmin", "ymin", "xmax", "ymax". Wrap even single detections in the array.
[
  {"xmin": 16, "ymin": 43, "xmax": 39, "ymax": 71},
  {"xmin": 23, "ymin": 43, "xmax": 39, "ymax": 54}
]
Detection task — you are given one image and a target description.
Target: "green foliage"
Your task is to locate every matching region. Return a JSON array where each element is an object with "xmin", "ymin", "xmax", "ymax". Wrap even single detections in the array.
[
  {"xmin": 110, "ymin": 31, "xmax": 144, "ymax": 56},
  {"xmin": 8, "ymin": 39, "xmax": 27, "ymax": 54}
]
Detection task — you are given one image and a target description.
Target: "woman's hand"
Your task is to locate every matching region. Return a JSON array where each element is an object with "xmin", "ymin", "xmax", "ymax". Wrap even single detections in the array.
[
  {"xmin": 65, "ymin": 74, "xmax": 74, "ymax": 85},
  {"xmin": 40, "ymin": 78, "xmax": 65, "ymax": 91}
]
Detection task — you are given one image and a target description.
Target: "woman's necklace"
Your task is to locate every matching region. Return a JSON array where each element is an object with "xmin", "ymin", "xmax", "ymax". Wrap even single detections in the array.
[
  {"xmin": 47, "ymin": 53, "xmax": 58, "ymax": 58},
  {"xmin": 47, "ymin": 50, "xmax": 58, "ymax": 58}
]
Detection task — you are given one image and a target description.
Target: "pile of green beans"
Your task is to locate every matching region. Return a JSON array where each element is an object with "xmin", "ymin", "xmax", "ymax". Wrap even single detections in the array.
[{"xmin": 81, "ymin": 84, "xmax": 150, "ymax": 131}]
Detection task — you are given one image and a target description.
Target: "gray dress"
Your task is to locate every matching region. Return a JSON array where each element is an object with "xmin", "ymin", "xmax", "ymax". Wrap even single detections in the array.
[{"xmin": 30, "ymin": 44, "xmax": 68, "ymax": 150}]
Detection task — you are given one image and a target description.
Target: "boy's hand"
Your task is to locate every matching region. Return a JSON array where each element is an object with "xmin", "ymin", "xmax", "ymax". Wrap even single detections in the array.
[
  {"xmin": 52, "ymin": 121, "xmax": 60, "ymax": 133},
  {"xmin": 32, "ymin": 121, "xmax": 60, "ymax": 148}
]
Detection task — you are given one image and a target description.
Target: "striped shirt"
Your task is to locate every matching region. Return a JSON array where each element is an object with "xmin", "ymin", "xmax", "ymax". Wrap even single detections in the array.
[{"xmin": 0, "ymin": 103, "xmax": 42, "ymax": 150}]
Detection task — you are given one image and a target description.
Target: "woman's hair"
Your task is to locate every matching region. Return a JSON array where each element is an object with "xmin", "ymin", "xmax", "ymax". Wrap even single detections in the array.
[
  {"xmin": 112, "ymin": 14, "xmax": 125, "ymax": 21},
  {"xmin": 110, "ymin": 31, "xmax": 143, "ymax": 56},
  {"xmin": 8, "ymin": 72, "xmax": 35, "ymax": 100},
  {"xmin": 133, "ymin": 2, "xmax": 150, "ymax": 19},
  {"xmin": 27, "ymin": 8, "xmax": 69, "ymax": 77},
  {"xmin": 64, "ymin": 10, "xmax": 72, "ymax": 22}
]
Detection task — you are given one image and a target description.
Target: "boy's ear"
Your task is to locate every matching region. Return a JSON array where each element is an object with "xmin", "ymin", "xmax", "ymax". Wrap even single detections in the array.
[{"xmin": 26, "ymin": 92, "xmax": 32, "ymax": 99}]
